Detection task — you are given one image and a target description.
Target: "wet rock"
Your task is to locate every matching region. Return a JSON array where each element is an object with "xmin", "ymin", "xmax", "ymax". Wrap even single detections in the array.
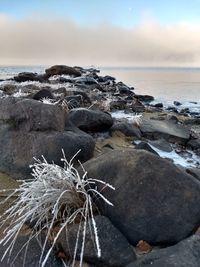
[
  {"xmin": 166, "ymin": 106, "xmax": 178, "ymax": 113},
  {"xmin": 134, "ymin": 141, "xmax": 159, "ymax": 155},
  {"xmin": 0, "ymin": 97, "xmax": 65, "ymax": 132},
  {"xmin": 0, "ymin": 126, "xmax": 95, "ymax": 179},
  {"xmin": 174, "ymin": 101, "xmax": 182, "ymax": 106},
  {"xmin": 110, "ymin": 122, "xmax": 141, "ymax": 138},
  {"xmin": 127, "ymin": 234, "xmax": 200, "ymax": 267},
  {"xmin": 140, "ymin": 118, "xmax": 190, "ymax": 144},
  {"xmin": 45, "ymin": 65, "xmax": 81, "ymax": 77},
  {"xmin": 57, "ymin": 216, "xmax": 136, "ymax": 267},
  {"xmin": 68, "ymin": 108, "xmax": 113, "ymax": 132},
  {"xmin": 149, "ymin": 139, "xmax": 173, "ymax": 152},
  {"xmin": 0, "ymin": 235, "xmax": 62, "ymax": 267},
  {"xmin": 154, "ymin": 103, "xmax": 163, "ymax": 108},
  {"xmin": 83, "ymin": 149, "xmax": 200, "ymax": 245}
]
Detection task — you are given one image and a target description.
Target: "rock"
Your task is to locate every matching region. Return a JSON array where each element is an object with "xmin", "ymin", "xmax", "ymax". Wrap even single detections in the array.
[
  {"xmin": 131, "ymin": 98, "xmax": 145, "ymax": 113},
  {"xmin": 83, "ymin": 149, "xmax": 200, "ymax": 245},
  {"xmin": 0, "ymin": 84, "xmax": 17, "ymax": 95},
  {"xmin": 0, "ymin": 235, "xmax": 62, "ymax": 267},
  {"xmin": 140, "ymin": 118, "xmax": 190, "ymax": 144},
  {"xmin": 154, "ymin": 103, "xmax": 163, "ymax": 108},
  {"xmin": 110, "ymin": 100, "xmax": 126, "ymax": 111},
  {"xmin": 127, "ymin": 234, "xmax": 200, "ymax": 267},
  {"xmin": 57, "ymin": 216, "xmax": 136, "ymax": 267},
  {"xmin": 32, "ymin": 88, "xmax": 54, "ymax": 101},
  {"xmin": 117, "ymin": 85, "xmax": 133, "ymax": 95},
  {"xmin": 187, "ymin": 139, "xmax": 200, "ymax": 150},
  {"xmin": 0, "ymin": 126, "xmax": 95, "ymax": 179},
  {"xmin": 0, "ymin": 97, "xmax": 65, "ymax": 132},
  {"xmin": 134, "ymin": 141, "xmax": 159, "ymax": 156},
  {"xmin": 166, "ymin": 106, "xmax": 178, "ymax": 113},
  {"xmin": 186, "ymin": 168, "xmax": 200, "ymax": 181},
  {"xmin": 98, "ymin": 75, "xmax": 116, "ymax": 83},
  {"xmin": 14, "ymin": 72, "xmax": 47, "ymax": 82},
  {"xmin": 45, "ymin": 65, "xmax": 81, "ymax": 77},
  {"xmin": 134, "ymin": 95, "xmax": 154, "ymax": 102},
  {"xmin": 68, "ymin": 108, "xmax": 113, "ymax": 132},
  {"xmin": 149, "ymin": 139, "xmax": 173, "ymax": 152},
  {"xmin": 110, "ymin": 122, "xmax": 141, "ymax": 138},
  {"xmin": 74, "ymin": 77, "xmax": 98, "ymax": 85},
  {"xmin": 174, "ymin": 101, "xmax": 182, "ymax": 106},
  {"xmin": 66, "ymin": 95, "xmax": 83, "ymax": 108},
  {"xmin": 180, "ymin": 108, "xmax": 190, "ymax": 114}
]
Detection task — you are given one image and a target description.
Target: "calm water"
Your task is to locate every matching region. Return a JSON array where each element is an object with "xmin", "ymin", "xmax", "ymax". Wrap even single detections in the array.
[
  {"xmin": 100, "ymin": 67, "xmax": 200, "ymax": 102},
  {"xmin": 1, "ymin": 66, "xmax": 200, "ymax": 102}
]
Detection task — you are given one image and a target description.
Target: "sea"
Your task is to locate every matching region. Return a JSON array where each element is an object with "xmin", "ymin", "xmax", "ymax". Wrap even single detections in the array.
[{"xmin": 0, "ymin": 65, "xmax": 200, "ymax": 112}]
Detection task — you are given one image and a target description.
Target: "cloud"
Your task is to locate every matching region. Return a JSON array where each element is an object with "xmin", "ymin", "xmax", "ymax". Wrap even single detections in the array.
[{"xmin": 0, "ymin": 14, "xmax": 200, "ymax": 66}]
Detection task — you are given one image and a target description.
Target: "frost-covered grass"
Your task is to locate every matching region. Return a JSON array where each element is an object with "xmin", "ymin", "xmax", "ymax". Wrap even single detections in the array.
[{"xmin": 0, "ymin": 151, "xmax": 115, "ymax": 267}]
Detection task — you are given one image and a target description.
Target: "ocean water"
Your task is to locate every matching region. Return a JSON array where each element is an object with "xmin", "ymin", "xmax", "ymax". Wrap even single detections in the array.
[
  {"xmin": 100, "ymin": 67, "xmax": 200, "ymax": 102},
  {"xmin": 1, "ymin": 65, "xmax": 200, "ymax": 103}
]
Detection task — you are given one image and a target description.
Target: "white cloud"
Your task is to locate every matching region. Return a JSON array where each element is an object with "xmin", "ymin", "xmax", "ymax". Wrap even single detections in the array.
[{"xmin": 0, "ymin": 15, "xmax": 200, "ymax": 66}]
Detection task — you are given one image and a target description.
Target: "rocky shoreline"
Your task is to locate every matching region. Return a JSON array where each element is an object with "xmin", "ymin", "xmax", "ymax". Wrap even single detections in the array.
[{"xmin": 0, "ymin": 65, "xmax": 200, "ymax": 267}]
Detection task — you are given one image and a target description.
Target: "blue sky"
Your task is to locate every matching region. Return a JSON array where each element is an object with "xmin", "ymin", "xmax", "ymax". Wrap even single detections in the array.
[
  {"xmin": 1, "ymin": 0, "xmax": 200, "ymax": 27},
  {"xmin": 1, "ymin": 1, "xmax": 200, "ymax": 66}
]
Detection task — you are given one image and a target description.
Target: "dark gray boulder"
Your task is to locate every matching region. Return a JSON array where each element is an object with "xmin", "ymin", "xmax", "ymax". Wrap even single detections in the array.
[
  {"xmin": 140, "ymin": 118, "xmax": 190, "ymax": 144},
  {"xmin": 0, "ymin": 97, "xmax": 66, "ymax": 132},
  {"xmin": 68, "ymin": 108, "xmax": 113, "ymax": 132},
  {"xmin": 0, "ymin": 126, "xmax": 95, "ymax": 179},
  {"xmin": 83, "ymin": 149, "xmax": 200, "ymax": 245},
  {"xmin": 187, "ymin": 139, "xmax": 200, "ymax": 150},
  {"xmin": 110, "ymin": 122, "xmax": 141, "ymax": 138},
  {"xmin": 134, "ymin": 95, "xmax": 154, "ymax": 102},
  {"xmin": 45, "ymin": 65, "xmax": 81, "ymax": 77},
  {"xmin": 0, "ymin": 235, "xmax": 62, "ymax": 267},
  {"xmin": 14, "ymin": 72, "xmax": 48, "ymax": 83},
  {"xmin": 127, "ymin": 234, "xmax": 200, "ymax": 267},
  {"xmin": 32, "ymin": 88, "xmax": 54, "ymax": 101},
  {"xmin": 57, "ymin": 216, "xmax": 136, "ymax": 267}
]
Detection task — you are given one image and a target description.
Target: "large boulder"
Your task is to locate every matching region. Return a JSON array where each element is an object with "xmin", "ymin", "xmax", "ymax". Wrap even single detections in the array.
[
  {"xmin": 45, "ymin": 65, "xmax": 81, "ymax": 77},
  {"xmin": 0, "ymin": 97, "xmax": 65, "ymax": 132},
  {"xmin": 140, "ymin": 118, "xmax": 190, "ymax": 144},
  {"xmin": 83, "ymin": 149, "xmax": 200, "ymax": 245},
  {"xmin": 57, "ymin": 216, "xmax": 136, "ymax": 267},
  {"xmin": 0, "ymin": 126, "xmax": 95, "ymax": 179},
  {"xmin": 68, "ymin": 108, "xmax": 113, "ymax": 132},
  {"xmin": 127, "ymin": 234, "xmax": 200, "ymax": 267}
]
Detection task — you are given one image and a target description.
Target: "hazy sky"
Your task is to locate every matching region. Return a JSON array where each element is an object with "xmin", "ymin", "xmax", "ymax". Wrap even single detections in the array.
[{"xmin": 0, "ymin": 0, "xmax": 200, "ymax": 66}]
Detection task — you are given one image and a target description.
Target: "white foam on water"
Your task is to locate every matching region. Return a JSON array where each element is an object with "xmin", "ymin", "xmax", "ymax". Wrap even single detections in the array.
[{"xmin": 149, "ymin": 143, "xmax": 200, "ymax": 168}]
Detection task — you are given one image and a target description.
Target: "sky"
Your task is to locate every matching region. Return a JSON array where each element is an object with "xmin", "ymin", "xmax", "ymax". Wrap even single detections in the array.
[{"xmin": 0, "ymin": 0, "xmax": 200, "ymax": 66}]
